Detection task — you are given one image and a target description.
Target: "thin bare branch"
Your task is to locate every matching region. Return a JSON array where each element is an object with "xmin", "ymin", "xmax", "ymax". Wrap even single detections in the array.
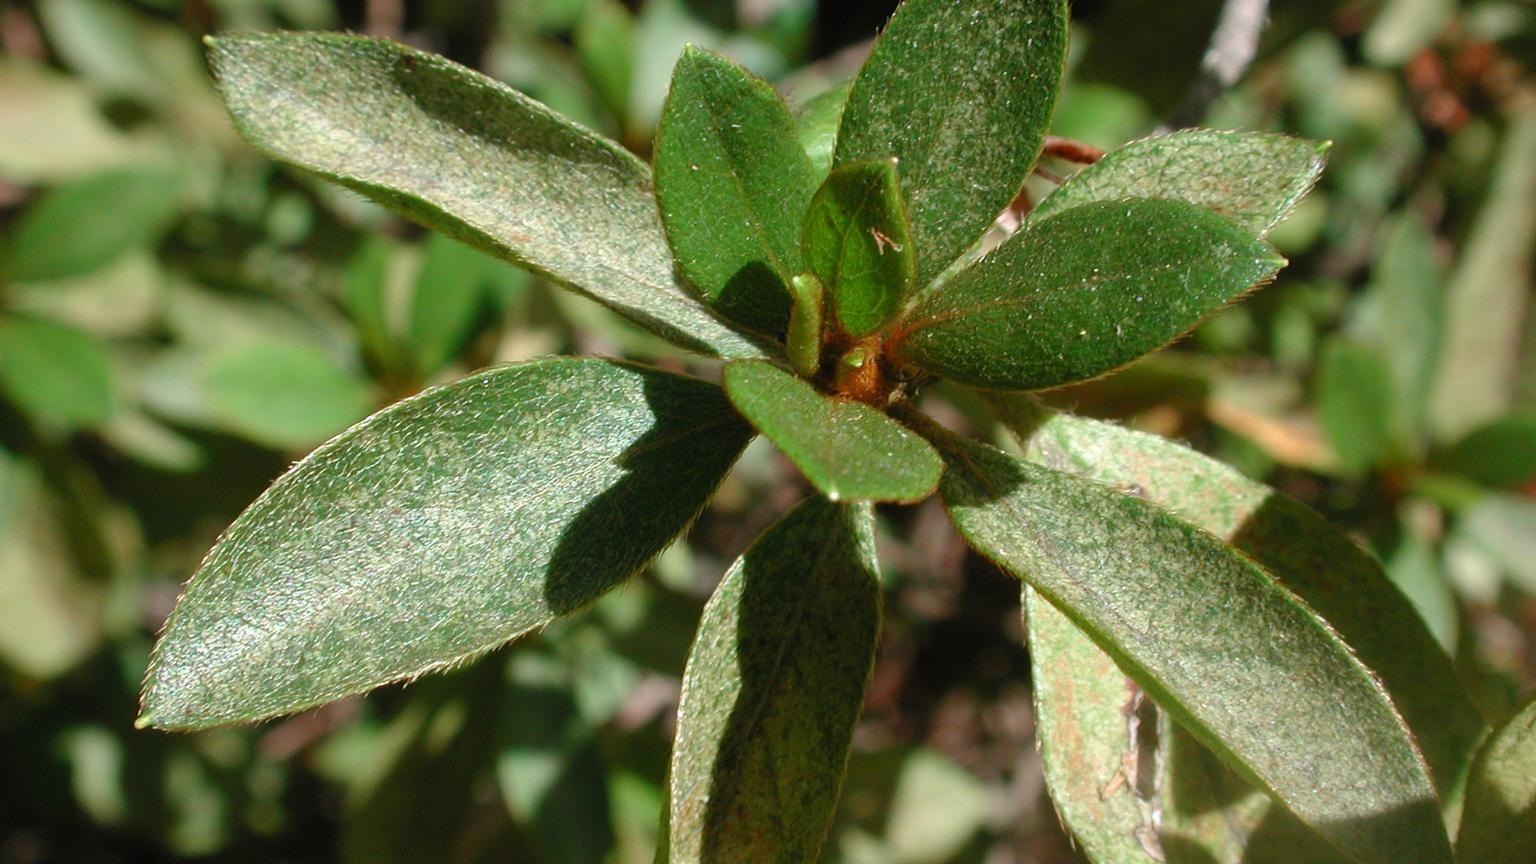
[{"xmin": 1163, "ymin": 0, "xmax": 1272, "ymax": 130}]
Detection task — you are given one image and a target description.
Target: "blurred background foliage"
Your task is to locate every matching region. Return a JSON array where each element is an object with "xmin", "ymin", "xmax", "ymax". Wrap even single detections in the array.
[{"xmin": 0, "ymin": 0, "xmax": 1534, "ymax": 861}]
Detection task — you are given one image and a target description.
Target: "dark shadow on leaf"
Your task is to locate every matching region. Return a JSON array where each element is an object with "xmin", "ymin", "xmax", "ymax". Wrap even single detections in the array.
[
  {"xmin": 1162, "ymin": 722, "xmax": 1255, "ymax": 816},
  {"xmin": 712, "ymin": 260, "xmax": 791, "ymax": 339},
  {"xmin": 1242, "ymin": 806, "xmax": 1353, "ymax": 864},
  {"xmin": 542, "ymin": 370, "xmax": 752, "ymax": 616},
  {"xmin": 361, "ymin": 53, "xmax": 775, "ymax": 360},
  {"xmin": 1160, "ymin": 723, "xmax": 1347, "ymax": 862},
  {"xmin": 1160, "ymin": 836, "xmax": 1223, "ymax": 864},
  {"xmin": 692, "ymin": 500, "xmax": 878, "ymax": 863}
]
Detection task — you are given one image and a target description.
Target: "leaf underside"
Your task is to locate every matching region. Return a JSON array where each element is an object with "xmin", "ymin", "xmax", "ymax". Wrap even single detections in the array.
[
  {"xmin": 206, "ymin": 33, "xmax": 764, "ymax": 359},
  {"xmin": 914, "ymin": 415, "xmax": 1453, "ymax": 864},
  {"xmin": 1031, "ymin": 129, "xmax": 1328, "ymax": 235},
  {"xmin": 667, "ymin": 496, "xmax": 880, "ymax": 864},
  {"xmin": 140, "ymin": 358, "xmax": 752, "ymax": 729},
  {"xmin": 996, "ymin": 397, "xmax": 1487, "ymax": 806},
  {"xmin": 994, "ymin": 397, "xmax": 1485, "ymax": 860}
]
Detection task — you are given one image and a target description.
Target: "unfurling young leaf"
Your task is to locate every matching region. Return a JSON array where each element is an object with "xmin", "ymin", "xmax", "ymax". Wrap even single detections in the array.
[
  {"xmin": 139, "ymin": 359, "xmax": 751, "ymax": 729},
  {"xmin": 668, "ymin": 496, "xmax": 880, "ymax": 864},
  {"xmin": 785, "ymin": 273, "xmax": 825, "ymax": 379},
  {"xmin": 909, "ymin": 413, "xmax": 1454, "ymax": 864},
  {"xmin": 206, "ymin": 33, "xmax": 763, "ymax": 359},
  {"xmin": 835, "ymin": 0, "xmax": 1068, "ymax": 287},
  {"xmin": 890, "ymin": 199, "xmax": 1284, "ymax": 390},
  {"xmin": 654, "ymin": 45, "xmax": 819, "ymax": 335},
  {"xmin": 722, "ymin": 360, "xmax": 941, "ymax": 503},
  {"xmin": 802, "ymin": 159, "xmax": 914, "ymax": 338}
]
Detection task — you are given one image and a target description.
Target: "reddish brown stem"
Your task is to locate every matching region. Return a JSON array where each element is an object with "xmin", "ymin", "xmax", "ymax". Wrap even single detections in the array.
[{"xmin": 1041, "ymin": 135, "xmax": 1107, "ymax": 164}]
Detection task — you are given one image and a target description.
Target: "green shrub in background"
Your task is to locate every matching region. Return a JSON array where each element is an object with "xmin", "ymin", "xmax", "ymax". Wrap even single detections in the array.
[
  {"xmin": 120, "ymin": 0, "xmax": 1533, "ymax": 862},
  {"xmin": 4, "ymin": 0, "xmax": 1536, "ymax": 862}
]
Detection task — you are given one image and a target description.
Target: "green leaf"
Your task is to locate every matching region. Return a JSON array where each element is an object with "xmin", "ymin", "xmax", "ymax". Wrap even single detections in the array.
[
  {"xmin": 407, "ymin": 235, "xmax": 496, "ymax": 377},
  {"xmin": 891, "ymin": 199, "xmax": 1283, "ymax": 390},
  {"xmin": 37, "ymin": 0, "xmax": 202, "ymax": 107},
  {"xmin": 667, "ymin": 496, "xmax": 880, "ymax": 864},
  {"xmin": 1363, "ymin": 0, "xmax": 1457, "ymax": 66},
  {"xmin": 0, "ymin": 316, "xmax": 115, "ymax": 429},
  {"xmin": 1316, "ymin": 338, "xmax": 1396, "ymax": 472},
  {"xmin": 1384, "ymin": 512, "xmax": 1460, "ymax": 653},
  {"xmin": 1031, "ymin": 130, "xmax": 1327, "ymax": 236},
  {"xmin": 1436, "ymin": 412, "xmax": 1536, "ymax": 489},
  {"xmin": 6, "ymin": 164, "xmax": 184, "ymax": 282},
  {"xmin": 802, "ymin": 159, "xmax": 914, "ymax": 338},
  {"xmin": 1022, "ymin": 589, "xmax": 1162, "ymax": 862},
  {"xmin": 994, "ymin": 396, "xmax": 1487, "ymax": 820},
  {"xmin": 1456, "ymin": 694, "xmax": 1536, "ymax": 863},
  {"xmin": 343, "ymin": 236, "xmax": 402, "ymax": 374},
  {"xmin": 1352, "ymin": 215, "xmax": 1445, "ymax": 449},
  {"xmin": 1028, "ymin": 588, "xmax": 1354, "ymax": 864},
  {"xmin": 1458, "ymin": 494, "xmax": 1536, "ymax": 596},
  {"xmin": 835, "ymin": 0, "xmax": 1067, "ymax": 287},
  {"xmin": 202, "ymin": 341, "xmax": 377, "ymax": 449},
  {"xmin": 0, "ymin": 56, "xmax": 159, "ymax": 183},
  {"xmin": 722, "ymin": 360, "xmax": 940, "ymax": 502},
  {"xmin": 793, "ymin": 81, "xmax": 849, "ymax": 179},
  {"xmin": 1430, "ymin": 105, "xmax": 1536, "ymax": 439},
  {"xmin": 139, "ymin": 358, "xmax": 753, "ymax": 729},
  {"xmin": 654, "ymin": 46, "xmax": 818, "ymax": 335},
  {"xmin": 575, "ymin": 0, "xmax": 635, "ymax": 121},
  {"xmin": 913, "ymin": 415, "xmax": 1454, "ymax": 864},
  {"xmin": 206, "ymin": 33, "xmax": 763, "ymax": 359},
  {"xmin": 8, "ymin": 249, "xmax": 163, "ymax": 338},
  {"xmin": 0, "ymin": 454, "xmax": 105, "ymax": 678},
  {"xmin": 1158, "ymin": 720, "xmax": 1351, "ymax": 864}
]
